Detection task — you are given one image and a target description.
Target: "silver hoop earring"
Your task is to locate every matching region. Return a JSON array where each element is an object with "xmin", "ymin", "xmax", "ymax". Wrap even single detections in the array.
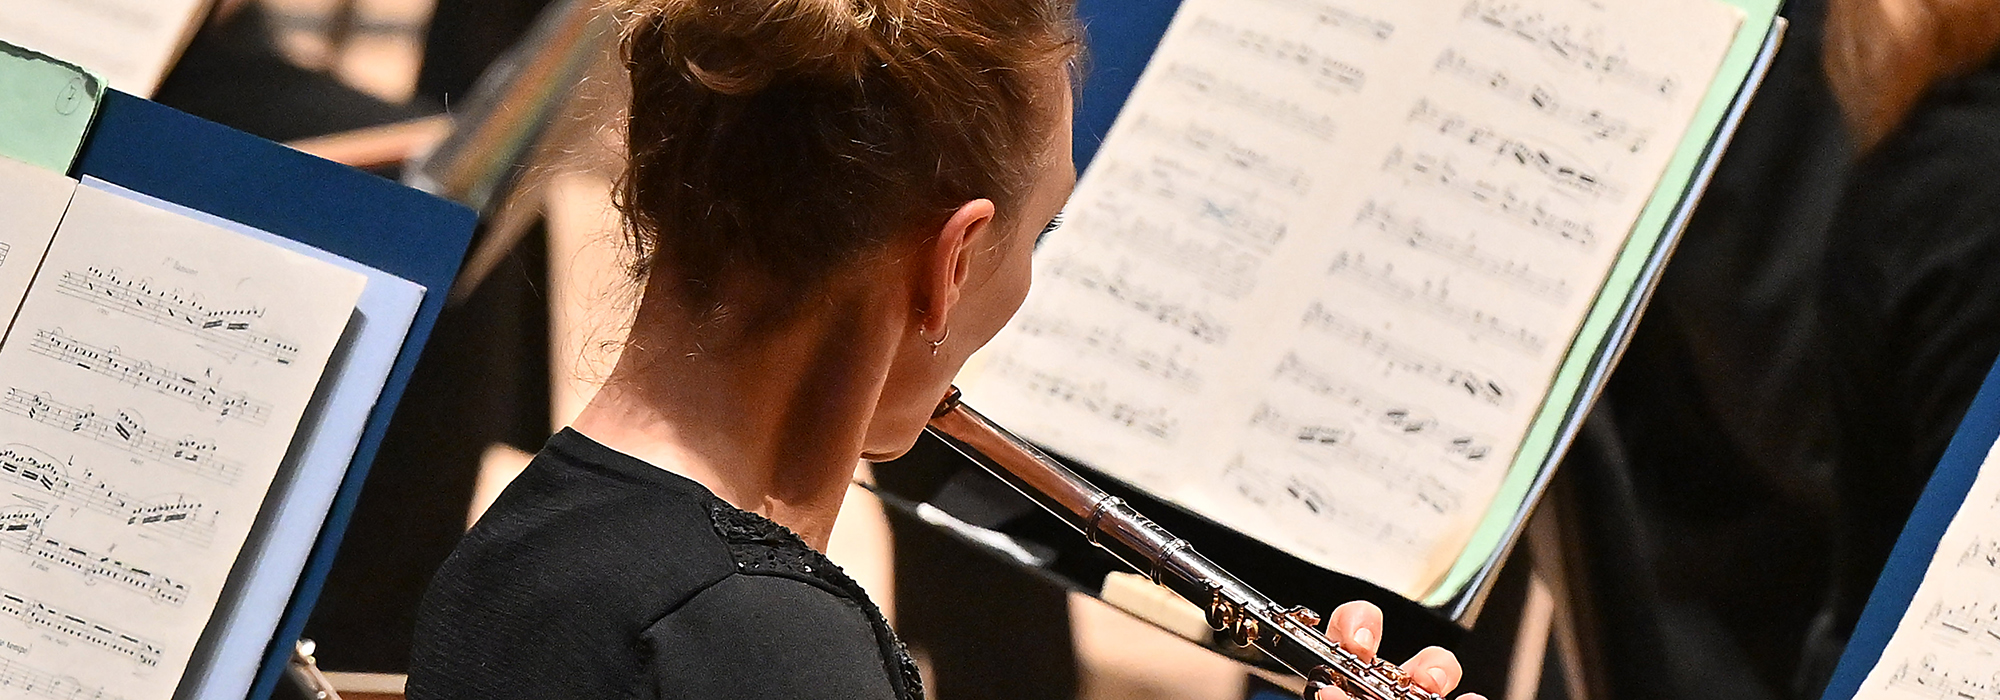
[{"xmin": 925, "ymin": 327, "xmax": 950, "ymax": 355}]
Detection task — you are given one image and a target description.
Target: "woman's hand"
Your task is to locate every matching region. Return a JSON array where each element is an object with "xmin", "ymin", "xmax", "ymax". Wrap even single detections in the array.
[{"xmin": 1317, "ymin": 600, "xmax": 1484, "ymax": 700}]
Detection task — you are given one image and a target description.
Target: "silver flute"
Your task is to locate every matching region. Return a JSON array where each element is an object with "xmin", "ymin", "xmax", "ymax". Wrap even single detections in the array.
[{"xmin": 927, "ymin": 387, "xmax": 1444, "ymax": 700}]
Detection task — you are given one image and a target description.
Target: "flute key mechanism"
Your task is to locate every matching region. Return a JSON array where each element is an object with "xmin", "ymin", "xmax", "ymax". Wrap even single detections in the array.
[{"xmin": 927, "ymin": 386, "xmax": 1448, "ymax": 700}]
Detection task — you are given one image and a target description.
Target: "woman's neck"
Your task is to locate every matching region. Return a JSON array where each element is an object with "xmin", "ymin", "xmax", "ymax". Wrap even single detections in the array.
[{"xmin": 570, "ymin": 287, "xmax": 901, "ymax": 551}]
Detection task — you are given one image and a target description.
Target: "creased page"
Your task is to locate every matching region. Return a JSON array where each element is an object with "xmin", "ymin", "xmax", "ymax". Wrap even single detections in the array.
[
  {"xmin": 0, "ymin": 185, "xmax": 365, "ymax": 700},
  {"xmin": 1852, "ymin": 446, "xmax": 2000, "ymax": 700},
  {"xmin": 969, "ymin": 0, "xmax": 1740, "ymax": 597},
  {"xmin": 0, "ymin": 156, "xmax": 73, "ymax": 340}
]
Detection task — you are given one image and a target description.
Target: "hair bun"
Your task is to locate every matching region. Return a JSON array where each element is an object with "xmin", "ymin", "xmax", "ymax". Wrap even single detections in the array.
[{"xmin": 625, "ymin": 0, "xmax": 884, "ymax": 96}]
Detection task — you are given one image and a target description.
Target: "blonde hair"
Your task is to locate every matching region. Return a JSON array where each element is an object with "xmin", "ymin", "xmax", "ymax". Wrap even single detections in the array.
[{"xmin": 1824, "ymin": 0, "xmax": 2000, "ymax": 150}]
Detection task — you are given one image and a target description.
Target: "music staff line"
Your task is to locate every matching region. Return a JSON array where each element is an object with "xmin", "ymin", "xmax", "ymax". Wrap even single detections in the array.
[
  {"xmin": 1247, "ymin": 0, "xmax": 1395, "ymax": 40},
  {"xmin": 1, "ymin": 388, "xmax": 245, "ymax": 485},
  {"xmin": 1887, "ymin": 656, "xmax": 2000, "ymax": 700},
  {"xmin": 54, "ymin": 267, "xmax": 301, "ymax": 366},
  {"xmin": 0, "ymin": 585, "xmax": 163, "ymax": 668},
  {"xmin": 0, "ymin": 443, "xmax": 217, "ymax": 548},
  {"xmin": 1219, "ymin": 454, "xmax": 1424, "ymax": 551},
  {"xmin": 1271, "ymin": 351, "xmax": 1496, "ymax": 466},
  {"xmin": 1382, "ymin": 146, "xmax": 1599, "ymax": 247},
  {"xmin": 30, "ymin": 328, "xmax": 273, "ymax": 426},
  {"xmin": 1959, "ymin": 535, "xmax": 2000, "ymax": 572},
  {"xmin": 0, "ymin": 655, "xmax": 126, "ymax": 700},
  {"xmin": 1125, "ymin": 114, "xmax": 1315, "ymax": 196},
  {"xmin": 1098, "ymin": 155, "xmax": 1292, "ymax": 252},
  {"xmin": 1406, "ymin": 98, "xmax": 1622, "ymax": 200},
  {"xmin": 0, "ymin": 509, "xmax": 188, "ymax": 606},
  {"xmin": 1045, "ymin": 257, "xmax": 1234, "ymax": 346},
  {"xmin": 1354, "ymin": 198, "xmax": 1572, "ymax": 302},
  {"xmin": 1082, "ymin": 203, "xmax": 1267, "ymax": 301},
  {"xmin": 1327, "ymin": 250, "xmax": 1549, "ymax": 356},
  {"xmin": 1434, "ymin": 48, "xmax": 1650, "ymax": 152},
  {"xmin": 1299, "ymin": 300, "xmax": 1512, "ymax": 408},
  {"xmin": 1159, "ymin": 63, "xmax": 1341, "ymax": 143},
  {"xmin": 989, "ymin": 357, "xmax": 1180, "ymax": 442},
  {"xmin": 1460, "ymin": 0, "xmax": 1679, "ymax": 97},
  {"xmin": 1246, "ymin": 402, "xmax": 1465, "ymax": 514},
  {"xmin": 1919, "ymin": 598, "xmax": 2000, "ymax": 651},
  {"xmin": 1011, "ymin": 313, "xmax": 1206, "ymax": 392},
  {"xmin": 1188, "ymin": 15, "xmax": 1368, "ymax": 97}
]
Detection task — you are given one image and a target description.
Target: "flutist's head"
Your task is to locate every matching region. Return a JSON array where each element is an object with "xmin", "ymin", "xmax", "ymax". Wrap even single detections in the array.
[{"xmin": 576, "ymin": 0, "xmax": 1080, "ymax": 529}]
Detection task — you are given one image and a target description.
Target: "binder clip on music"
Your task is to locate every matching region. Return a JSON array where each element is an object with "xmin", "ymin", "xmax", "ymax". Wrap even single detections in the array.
[{"xmin": 928, "ymin": 387, "xmax": 1444, "ymax": 700}]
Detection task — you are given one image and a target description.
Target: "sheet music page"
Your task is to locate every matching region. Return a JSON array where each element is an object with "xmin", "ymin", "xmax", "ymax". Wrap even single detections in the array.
[
  {"xmin": 1853, "ymin": 446, "xmax": 2000, "ymax": 700},
  {"xmin": 0, "ymin": 156, "xmax": 73, "ymax": 339},
  {"xmin": 967, "ymin": 0, "xmax": 1741, "ymax": 596},
  {"xmin": 0, "ymin": 0, "xmax": 208, "ymax": 96},
  {"xmin": 0, "ymin": 185, "xmax": 364, "ymax": 700}
]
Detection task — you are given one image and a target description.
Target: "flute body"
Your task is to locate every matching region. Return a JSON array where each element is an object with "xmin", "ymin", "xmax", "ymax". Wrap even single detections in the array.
[{"xmin": 926, "ymin": 388, "xmax": 1443, "ymax": 700}]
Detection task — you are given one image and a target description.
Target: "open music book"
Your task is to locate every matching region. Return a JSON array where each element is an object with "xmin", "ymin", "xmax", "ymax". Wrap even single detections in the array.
[
  {"xmin": 961, "ymin": 0, "xmax": 1781, "ymax": 615},
  {"xmin": 0, "ymin": 158, "xmax": 365, "ymax": 700}
]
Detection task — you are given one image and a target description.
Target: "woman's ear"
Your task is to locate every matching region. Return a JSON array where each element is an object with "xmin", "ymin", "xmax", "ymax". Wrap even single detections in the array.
[{"xmin": 916, "ymin": 199, "xmax": 997, "ymax": 333}]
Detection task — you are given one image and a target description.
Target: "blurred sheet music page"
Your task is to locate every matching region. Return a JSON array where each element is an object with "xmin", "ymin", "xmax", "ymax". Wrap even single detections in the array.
[
  {"xmin": 0, "ymin": 0, "xmax": 209, "ymax": 95},
  {"xmin": 0, "ymin": 156, "xmax": 73, "ymax": 336},
  {"xmin": 963, "ymin": 0, "xmax": 1743, "ymax": 599},
  {"xmin": 0, "ymin": 185, "xmax": 364, "ymax": 700},
  {"xmin": 1850, "ymin": 445, "xmax": 2000, "ymax": 700}
]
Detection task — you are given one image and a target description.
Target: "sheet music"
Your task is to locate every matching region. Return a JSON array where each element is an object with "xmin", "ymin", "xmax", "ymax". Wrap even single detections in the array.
[
  {"xmin": 967, "ymin": 0, "xmax": 1741, "ymax": 596},
  {"xmin": 1854, "ymin": 443, "xmax": 2000, "ymax": 700},
  {"xmin": 0, "ymin": 0, "xmax": 208, "ymax": 96},
  {"xmin": 0, "ymin": 157, "xmax": 73, "ymax": 340},
  {"xmin": 0, "ymin": 185, "xmax": 364, "ymax": 700}
]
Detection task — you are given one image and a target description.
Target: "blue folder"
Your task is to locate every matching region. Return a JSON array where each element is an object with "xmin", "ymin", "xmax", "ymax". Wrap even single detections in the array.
[
  {"xmin": 74, "ymin": 90, "xmax": 477, "ymax": 700},
  {"xmin": 1819, "ymin": 358, "xmax": 2000, "ymax": 699}
]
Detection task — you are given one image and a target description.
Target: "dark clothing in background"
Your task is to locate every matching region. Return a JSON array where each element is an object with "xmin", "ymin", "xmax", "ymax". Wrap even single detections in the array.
[
  {"xmin": 406, "ymin": 429, "xmax": 922, "ymax": 700},
  {"xmin": 1820, "ymin": 55, "xmax": 2000, "ymax": 637}
]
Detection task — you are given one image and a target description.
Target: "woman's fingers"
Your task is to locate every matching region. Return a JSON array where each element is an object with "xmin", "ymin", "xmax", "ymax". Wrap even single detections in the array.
[
  {"xmin": 1325, "ymin": 600, "xmax": 1385, "ymax": 662},
  {"xmin": 1313, "ymin": 686, "xmax": 1352, "ymax": 700},
  {"xmin": 1401, "ymin": 646, "xmax": 1463, "ymax": 696}
]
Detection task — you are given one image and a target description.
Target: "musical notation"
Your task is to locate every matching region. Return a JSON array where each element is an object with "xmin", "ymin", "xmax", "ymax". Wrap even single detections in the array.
[
  {"xmin": 0, "ymin": 509, "xmax": 188, "ymax": 605},
  {"xmin": 1082, "ymin": 208, "xmax": 1262, "ymax": 300},
  {"xmin": 0, "ymin": 445, "xmax": 216, "ymax": 548},
  {"xmin": 1406, "ymin": 98, "xmax": 1621, "ymax": 200},
  {"xmin": 0, "ymin": 388, "xmax": 244, "ymax": 485},
  {"xmin": 1160, "ymin": 63, "xmax": 1340, "ymax": 142},
  {"xmin": 1272, "ymin": 352, "xmax": 1495, "ymax": 465},
  {"xmin": 1328, "ymin": 250, "xmax": 1548, "ymax": 355},
  {"xmin": 1096, "ymin": 157, "xmax": 1292, "ymax": 252},
  {"xmin": 1218, "ymin": 454, "xmax": 1424, "ymax": 551},
  {"xmin": 1382, "ymin": 146, "xmax": 1598, "ymax": 247},
  {"xmin": 1354, "ymin": 199, "xmax": 1570, "ymax": 301},
  {"xmin": 1959, "ymin": 536, "xmax": 2000, "ymax": 572},
  {"xmin": 0, "ymin": 242, "xmax": 10, "ymax": 269},
  {"xmin": 1299, "ymin": 301, "xmax": 1512, "ymax": 407},
  {"xmin": 0, "ymin": 656, "xmax": 125, "ymax": 700},
  {"xmin": 1247, "ymin": 402, "xmax": 1464, "ymax": 514},
  {"xmin": 1248, "ymin": 0, "xmax": 1395, "ymax": 40},
  {"xmin": 1012, "ymin": 314, "xmax": 1204, "ymax": 391},
  {"xmin": 1461, "ymin": 0, "xmax": 1679, "ymax": 97},
  {"xmin": 1126, "ymin": 116, "xmax": 1314, "ymax": 196},
  {"xmin": 1434, "ymin": 49, "xmax": 1650, "ymax": 152},
  {"xmin": 1919, "ymin": 597, "xmax": 2000, "ymax": 650},
  {"xmin": 1045, "ymin": 257, "xmax": 1233, "ymax": 345},
  {"xmin": 990, "ymin": 358, "xmax": 1179, "ymax": 441},
  {"xmin": 1886, "ymin": 656, "xmax": 2000, "ymax": 700},
  {"xmin": 1189, "ymin": 16, "xmax": 1368, "ymax": 96},
  {"xmin": 29, "ymin": 329, "xmax": 272, "ymax": 425},
  {"xmin": 0, "ymin": 585, "xmax": 162, "ymax": 668},
  {"xmin": 53, "ymin": 267, "xmax": 300, "ymax": 366}
]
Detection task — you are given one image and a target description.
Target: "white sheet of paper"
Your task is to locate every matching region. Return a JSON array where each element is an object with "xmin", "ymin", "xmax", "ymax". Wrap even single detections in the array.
[
  {"xmin": 72, "ymin": 180, "xmax": 426, "ymax": 700},
  {"xmin": 0, "ymin": 0, "xmax": 208, "ymax": 96},
  {"xmin": 1852, "ymin": 443, "xmax": 2000, "ymax": 700},
  {"xmin": 0, "ymin": 185, "xmax": 365, "ymax": 700},
  {"xmin": 965, "ymin": 0, "xmax": 1741, "ymax": 596},
  {"xmin": 0, "ymin": 155, "xmax": 73, "ymax": 339}
]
